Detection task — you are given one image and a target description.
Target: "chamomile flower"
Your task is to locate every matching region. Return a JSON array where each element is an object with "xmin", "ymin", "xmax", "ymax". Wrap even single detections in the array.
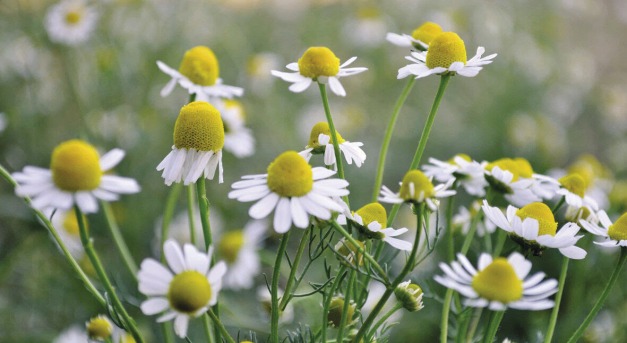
[
  {"xmin": 579, "ymin": 211, "xmax": 627, "ymax": 247},
  {"xmin": 157, "ymin": 101, "xmax": 224, "ymax": 185},
  {"xmin": 257, "ymin": 286, "xmax": 294, "ymax": 324},
  {"xmin": 453, "ymin": 201, "xmax": 496, "ymax": 237},
  {"xmin": 271, "ymin": 46, "xmax": 367, "ymax": 97},
  {"xmin": 86, "ymin": 315, "xmax": 113, "ymax": 341},
  {"xmin": 217, "ymin": 220, "xmax": 266, "ymax": 290},
  {"xmin": 397, "ymin": 32, "xmax": 496, "ymax": 79},
  {"xmin": 482, "ymin": 200, "xmax": 587, "ymax": 259},
  {"xmin": 484, "ymin": 157, "xmax": 541, "ymax": 207},
  {"xmin": 347, "ymin": 202, "xmax": 412, "ymax": 251},
  {"xmin": 299, "ymin": 122, "xmax": 366, "ymax": 168},
  {"xmin": 138, "ymin": 240, "xmax": 227, "ymax": 338},
  {"xmin": 157, "ymin": 46, "xmax": 244, "ymax": 102},
  {"xmin": 386, "ymin": 21, "xmax": 443, "ymax": 51},
  {"xmin": 434, "ymin": 252, "xmax": 558, "ymax": 311},
  {"xmin": 12, "ymin": 139, "xmax": 140, "ymax": 214},
  {"xmin": 379, "ymin": 169, "xmax": 456, "ymax": 211},
  {"xmin": 51, "ymin": 209, "xmax": 85, "ymax": 259},
  {"xmin": 556, "ymin": 173, "xmax": 599, "ymax": 211},
  {"xmin": 229, "ymin": 151, "xmax": 349, "ymax": 233},
  {"xmin": 45, "ymin": 0, "xmax": 98, "ymax": 46},
  {"xmin": 215, "ymin": 99, "xmax": 255, "ymax": 158},
  {"xmin": 422, "ymin": 154, "xmax": 488, "ymax": 197},
  {"xmin": 54, "ymin": 326, "xmax": 86, "ymax": 343}
]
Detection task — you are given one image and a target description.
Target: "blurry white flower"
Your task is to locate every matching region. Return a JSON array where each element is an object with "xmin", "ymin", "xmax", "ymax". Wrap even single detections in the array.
[
  {"xmin": 218, "ymin": 220, "xmax": 266, "ymax": 290},
  {"xmin": 215, "ymin": 100, "xmax": 255, "ymax": 158},
  {"xmin": 45, "ymin": 0, "xmax": 98, "ymax": 46}
]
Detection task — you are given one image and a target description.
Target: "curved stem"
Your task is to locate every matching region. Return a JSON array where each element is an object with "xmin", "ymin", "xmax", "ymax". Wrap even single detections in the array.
[
  {"xmin": 196, "ymin": 178, "xmax": 213, "ymax": 249},
  {"xmin": 101, "ymin": 202, "xmax": 138, "ymax": 279},
  {"xmin": 186, "ymin": 185, "xmax": 197, "ymax": 246},
  {"xmin": 482, "ymin": 310, "xmax": 505, "ymax": 343},
  {"xmin": 280, "ymin": 229, "xmax": 309, "ymax": 310},
  {"xmin": 207, "ymin": 309, "xmax": 236, "ymax": 343},
  {"xmin": 368, "ymin": 303, "xmax": 403, "ymax": 341},
  {"xmin": 270, "ymin": 231, "xmax": 291, "ymax": 343},
  {"xmin": 336, "ymin": 268, "xmax": 357, "ymax": 342},
  {"xmin": 544, "ymin": 256, "xmax": 569, "ymax": 343}
]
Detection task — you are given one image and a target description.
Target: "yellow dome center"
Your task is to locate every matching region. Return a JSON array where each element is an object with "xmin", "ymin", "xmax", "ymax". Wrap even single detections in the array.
[
  {"xmin": 567, "ymin": 154, "xmax": 608, "ymax": 190},
  {"xmin": 487, "ymin": 157, "xmax": 534, "ymax": 182},
  {"xmin": 267, "ymin": 151, "xmax": 313, "ymax": 197},
  {"xmin": 217, "ymin": 230, "xmax": 245, "ymax": 264},
  {"xmin": 65, "ymin": 10, "xmax": 82, "ymax": 25},
  {"xmin": 355, "ymin": 202, "xmax": 387, "ymax": 226},
  {"xmin": 447, "ymin": 153, "xmax": 472, "ymax": 165},
  {"xmin": 399, "ymin": 170, "xmax": 435, "ymax": 201},
  {"xmin": 224, "ymin": 99, "xmax": 246, "ymax": 121},
  {"xmin": 307, "ymin": 122, "xmax": 345, "ymax": 148},
  {"xmin": 167, "ymin": 270, "xmax": 212, "ymax": 314},
  {"xmin": 86, "ymin": 316, "xmax": 113, "ymax": 340},
  {"xmin": 516, "ymin": 202, "xmax": 557, "ymax": 236},
  {"xmin": 608, "ymin": 212, "xmax": 627, "ymax": 242},
  {"xmin": 559, "ymin": 174, "xmax": 586, "ymax": 198},
  {"xmin": 173, "ymin": 101, "xmax": 224, "ymax": 152},
  {"xmin": 411, "ymin": 22, "xmax": 443, "ymax": 45},
  {"xmin": 471, "ymin": 258, "xmax": 523, "ymax": 303},
  {"xmin": 425, "ymin": 32, "xmax": 467, "ymax": 69},
  {"xmin": 298, "ymin": 47, "xmax": 340, "ymax": 79},
  {"xmin": 51, "ymin": 140, "xmax": 102, "ymax": 192},
  {"xmin": 178, "ymin": 46, "xmax": 220, "ymax": 86}
]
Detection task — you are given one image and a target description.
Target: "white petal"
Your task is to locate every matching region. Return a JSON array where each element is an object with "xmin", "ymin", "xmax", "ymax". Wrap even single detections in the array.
[
  {"xmin": 273, "ymin": 197, "xmax": 292, "ymax": 233},
  {"xmin": 249, "ymin": 192, "xmax": 280, "ymax": 219},
  {"xmin": 141, "ymin": 298, "xmax": 169, "ymax": 315},
  {"xmin": 290, "ymin": 197, "xmax": 310, "ymax": 228},
  {"xmin": 173, "ymin": 315, "xmax": 189, "ymax": 338},
  {"xmin": 164, "ymin": 240, "xmax": 186, "ymax": 273}
]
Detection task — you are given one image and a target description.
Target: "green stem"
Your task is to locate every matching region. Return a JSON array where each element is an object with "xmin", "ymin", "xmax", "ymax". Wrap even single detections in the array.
[
  {"xmin": 186, "ymin": 185, "xmax": 197, "ymax": 246},
  {"xmin": 74, "ymin": 206, "xmax": 144, "ymax": 343},
  {"xmin": 101, "ymin": 202, "xmax": 138, "ymax": 279},
  {"xmin": 337, "ymin": 269, "xmax": 357, "ymax": 343},
  {"xmin": 207, "ymin": 309, "xmax": 236, "ymax": 343},
  {"xmin": 279, "ymin": 229, "xmax": 309, "ymax": 310},
  {"xmin": 368, "ymin": 303, "xmax": 403, "ymax": 340},
  {"xmin": 493, "ymin": 230, "xmax": 507, "ymax": 257},
  {"xmin": 566, "ymin": 248, "xmax": 627, "ymax": 343},
  {"xmin": 544, "ymin": 256, "xmax": 569, "ymax": 343},
  {"xmin": 318, "ymin": 83, "xmax": 345, "ymax": 181},
  {"xmin": 321, "ymin": 265, "xmax": 347, "ymax": 343},
  {"xmin": 202, "ymin": 313, "xmax": 215, "ymax": 343},
  {"xmin": 271, "ymin": 231, "xmax": 291, "ymax": 343},
  {"xmin": 196, "ymin": 178, "xmax": 213, "ymax": 249},
  {"xmin": 445, "ymin": 190, "xmax": 456, "ymax": 262},
  {"xmin": 161, "ymin": 323, "xmax": 175, "ymax": 343},
  {"xmin": 465, "ymin": 308, "xmax": 483, "ymax": 343},
  {"xmin": 161, "ymin": 184, "xmax": 182, "ymax": 262},
  {"xmin": 552, "ymin": 197, "xmax": 566, "ymax": 214},
  {"xmin": 482, "ymin": 310, "xmax": 505, "ymax": 343},
  {"xmin": 371, "ymin": 78, "xmax": 416, "ymax": 202}
]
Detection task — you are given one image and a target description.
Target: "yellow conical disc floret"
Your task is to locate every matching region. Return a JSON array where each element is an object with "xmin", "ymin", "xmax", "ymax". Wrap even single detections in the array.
[
  {"xmin": 298, "ymin": 47, "xmax": 340, "ymax": 79},
  {"xmin": 167, "ymin": 271, "xmax": 212, "ymax": 313},
  {"xmin": 86, "ymin": 315, "xmax": 113, "ymax": 340},
  {"xmin": 411, "ymin": 22, "xmax": 443, "ymax": 45},
  {"xmin": 355, "ymin": 202, "xmax": 387, "ymax": 226},
  {"xmin": 425, "ymin": 32, "xmax": 467, "ymax": 69},
  {"xmin": 308, "ymin": 122, "xmax": 345, "ymax": 148},
  {"xmin": 178, "ymin": 46, "xmax": 220, "ymax": 86},
  {"xmin": 448, "ymin": 153, "xmax": 471, "ymax": 165},
  {"xmin": 267, "ymin": 151, "xmax": 313, "ymax": 197},
  {"xmin": 487, "ymin": 157, "xmax": 534, "ymax": 182},
  {"xmin": 567, "ymin": 154, "xmax": 609, "ymax": 190},
  {"xmin": 472, "ymin": 258, "xmax": 523, "ymax": 303},
  {"xmin": 516, "ymin": 202, "xmax": 557, "ymax": 236},
  {"xmin": 218, "ymin": 230, "xmax": 245, "ymax": 264},
  {"xmin": 399, "ymin": 170, "xmax": 435, "ymax": 201},
  {"xmin": 65, "ymin": 10, "xmax": 82, "ymax": 25},
  {"xmin": 559, "ymin": 174, "xmax": 586, "ymax": 198},
  {"xmin": 51, "ymin": 140, "xmax": 102, "ymax": 192},
  {"xmin": 608, "ymin": 212, "xmax": 627, "ymax": 241},
  {"xmin": 174, "ymin": 101, "xmax": 224, "ymax": 152}
]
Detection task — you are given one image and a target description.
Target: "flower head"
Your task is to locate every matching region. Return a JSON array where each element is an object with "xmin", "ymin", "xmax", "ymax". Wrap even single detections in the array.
[
  {"xmin": 45, "ymin": 0, "xmax": 98, "ymax": 46},
  {"xmin": 484, "ymin": 157, "xmax": 542, "ymax": 207},
  {"xmin": 216, "ymin": 99, "xmax": 255, "ymax": 158},
  {"xmin": 394, "ymin": 280, "xmax": 424, "ymax": 312},
  {"xmin": 348, "ymin": 202, "xmax": 412, "ymax": 251},
  {"xmin": 217, "ymin": 220, "xmax": 266, "ymax": 290},
  {"xmin": 327, "ymin": 296, "xmax": 356, "ymax": 327},
  {"xmin": 580, "ymin": 211, "xmax": 627, "ymax": 247},
  {"xmin": 138, "ymin": 240, "xmax": 227, "ymax": 338},
  {"xmin": 435, "ymin": 252, "xmax": 558, "ymax": 311},
  {"xmin": 422, "ymin": 154, "xmax": 488, "ymax": 197},
  {"xmin": 379, "ymin": 169, "xmax": 455, "ymax": 211},
  {"xmin": 556, "ymin": 173, "xmax": 599, "ymax": 211},
  {"xmin": 13, "ymin": 139, "xmax": 140, "ymax": 214},
  {"xmin": 86, "ymin": 315, "xmax": 113, "ymax": 341},
  {"xmin": 299, "ymin": 122, "xmax": 366, "ymax": 168},
  {"xmin": 386, "ymin": 21, "xmax": 443, "ymax": 50},
  {"xmin": 271, "ymin": 46, "xmax": 367, "ymax": 96}
]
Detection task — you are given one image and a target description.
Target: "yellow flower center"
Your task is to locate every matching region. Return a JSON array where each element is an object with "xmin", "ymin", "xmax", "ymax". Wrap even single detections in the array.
[
  {"xmin": 516, "ymin": 202, "xmax": 557, "ymax": 236},
  {"xmin": 86, "ymin": 316, "xmax": 112, "ymax": 340},
  {"xmin": 471, "ymin": 258, "xmax": 523, "ymax": 303},
  {"xmin": 218, "ymin": 230, "xmax": 245, "ymax": 264},
  {"xmin": 425, "ymin": 32, "xmax": 467, "ymax": 69},
  {"xmin": 567, "ymin": 154, "xmax": 608, "ymax": 190},
  {"xmin": 608, "ymin": 213, "xmax": 627, "ymax": 242},
  {"xmin": 63, "ymin": 211, "xmax": 88, "ymax": 236},
  {"xmin": 298, "ymin": 47, "xmax": 340, "ymax": 79},
  {"xmin": 224, "ymin": 99, "xmax": 246, "ymax": 121},
  {"xmin": 335, "ymin": 238, "xmax": 365, "ymax": 267},
  {"xmin": 178, "ymin": 46, "xmax": 220, "ymax": 86},
  {"xmin": 447, "ymin": 153, "xmax": 472, "ymax": 165},
  {"xmin": 173, "ymin": 101, "xmax": 224, "ymax": 152},
  {"xmin": 559, "ymin": 174, "xmax": 586, "ymax": 198},
  {"xmin": 355, "ymin": 202, "xmax": 387, "ymax": 226},
  {"xmin": 411, "ymin": 21, "xmax": 443, "ymax": 45},
  {"xmin": 119, "ymin": 333, "xmax": 137, "ymax": 343},
  {"xmin": 167, "ymin": 270, "xmax": 212, "ymax": 314},
  {"xmin": 399, "ymin": 170, "xmax": 435, "ymax": 201},
  {"xmin": 267, "ymin": 151, "xmax": 313, "ymax": 197},
  {"xmin": 327, "ymin": 297, "xmax": 355, "ymax": 327},
  {"xmin": 307, "ymin": 122, "xmax": 345, "ymax": 148},
  {"xmin": 51, "ymin": 140, "xmax": 102, "ymax": 192},
  {"xmin": 487, "ymin": 157, "xmax": 534, "ymax": 182},
  {"xmin": 65, "ymin": 10, "xmax": 82, "ymax": 25}
]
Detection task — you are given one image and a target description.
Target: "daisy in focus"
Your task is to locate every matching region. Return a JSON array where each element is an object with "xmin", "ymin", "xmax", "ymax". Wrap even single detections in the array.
[
  {"xmin": 555, "ymin": 173, "xmax": 599, "ymax": 211},
  {"xmin": 157, "ymin": 46, "xmax": 244, "ymax": 102},
  {"xmin": 379, "ymin": 169, "xmax": 455, "ymax": 211},
  {"xmin": 299, "ymin": 122, "xmax": 366, "ymax": 168},
  {"xmin": 347, "ymin": 202, "xmax": 412, "ymax": 251},
  {"xmin": 228, "ymin": 151, "xmax": 349, "ymax": 233},
  {"xmin": 386, "ymin": 21, "xmax": 443, "ymax": 51},
  {"xmin": 45, "ymin": 0, "xmax": 98, "ymax": 46},
  {"xmin": 435, "ymin": 252, "xmax": 558, "ymax": 311},
  {"xmin": 422, "ymin": 154, "xmax": 488, "ymax": 197},
  {"xmin": 484, "ymin": 157, "xmax": 542, "ymax": 207},
  {"xmin": 482, "ymin": 200, "xmax": 587, "ymax": 259},
  {"xmin": 397, "ymin": 31, "xmax": 496, "ymax": 79},
  {"xmin": 215, "ymin": 99, "xmax": 255, "ymax": 158},
  {"xmin": 13, "ymin": 139, "xmax": 140, "ymax": 214},
  {"xmin": 579, "ymin": 211, "xmax": 627, "ymax": 247},
  {"xmin": 271, "ymin": 46, "xmax": 367, "ymax": 97},
  {"xmin": 157, "ymin": 101, "xmax": 225, "ymax": 185},
  {"xmin": 216, "ymin": 220, "xmax": 266, "ymax": 290},
  {"xmin": 138, "ymin": 240, "xmax": 226, "ymax": 338}
]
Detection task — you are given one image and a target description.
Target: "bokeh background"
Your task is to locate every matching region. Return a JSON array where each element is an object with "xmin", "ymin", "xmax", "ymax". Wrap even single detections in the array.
[{"xmin": 2, "ymin": 0, "xmax": 627, "ymax": 342}]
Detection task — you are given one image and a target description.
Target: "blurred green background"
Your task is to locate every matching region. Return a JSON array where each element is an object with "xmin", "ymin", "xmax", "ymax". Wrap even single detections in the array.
[{"xmin": 2, "ymin": 0, "xmax": 627, "ymax": 342}]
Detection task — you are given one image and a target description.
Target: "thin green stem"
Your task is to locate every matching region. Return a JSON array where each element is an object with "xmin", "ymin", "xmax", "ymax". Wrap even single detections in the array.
[
  {"xmin": 371, "ymin": 77, "xmax": 416, "ymax": 202},
  {"xmin": 465, "ymin": 308, "xmax": 483, "ymax": 343},
  {"xmin": 186, "ymin": 185, "xmax": 197, "ymax": 246},
  {"xmin": 567, "ymin": 248, "xmax": 627, "ymax": 343},
  {"xmin": 321, "ymin": 265, "xmax": 347, "ymax": 343},
  {"xmin": 445, "ymin": 190, "xmax": 457, "ymax": 262},
  {"xmin": 336, "ymin": 269, "xmax": 357, "ymax": 342},
  {"xmin": 280, "ymin": 229, "xmax": 309, "ymax": 310},
  {"xmin": 368, "ymin": 303, "xmax": 403, "ymax": 340},
  {"xmin": 271, "ymin": 231, "xmax": 291, "ymax": 343},
  {"xmin": 544, "ymin": 256, "xmax": 569, "ymax": 343},
  {"xmin": 207, "ymin": 309, "xmax": 236, "ymax": 343},
  {"xmin": 161, "ymin": 322, "xmax": 175, "ymax": 343},
  {"xmin": 101, "ymin": 202, "xmax": 138, "ymax": 279},
  {"xmin": 552, "ymin": 197, "xmax": 566, "ymax": 214},
  {"xmin": 196, "ymin": 178, "xmax": 213, "ymax": 249},
  {"xmin": 203, "ymin": 313, "xmax": 215, "ymax": 343},
  {"xmin": 482, "ymin": 310, "xmax": 505, "ymax": 343},
  {"xmin": 161, "ymin": 184, "xmax": 182, "ymax": 262},
  {"xmin": 493, "ymin": 230, "xmax": 507, "ymax": 257},
  {"xmin": 318, "ymin": 83, "xmax": 345, "ymax": 181}
]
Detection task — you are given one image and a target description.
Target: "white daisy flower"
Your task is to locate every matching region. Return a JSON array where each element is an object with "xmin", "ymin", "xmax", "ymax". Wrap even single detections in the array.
[
  {"xmin": 271, "ymin": 46, "xmax": 367, "ymax": 97},
  {"xmin": 138, "ymin": 239, "xmax": 227, "ymax": 338},
  {"xmin": 434, "ymin": 252, "xmax": 558, "ymax": 311},
  {"xmin": 12, "ymin": 139, "xmax": 140, "ymax": 214},
  {"xmin": 579, "ymin": 211, "xmax": 627, "ymax": 248},
  {"xmin": 379, "ymin": 169, "xmax": 456, "ymax": 211},
  {"xmin": 484, "ymin": 157, "xmax": 542, "ymax": 207},
  {"xmin": 397, "ymin": 32, "xmax": 496, "ymax": 79},
  {"xmin": 529, "ymin": 173, "xmax": 561, "ymax": 201},
  {"xmin": 228, "ymin": 151, "xmax": 349, "ymax": 233},
  {"xmin": 482, "ymin": 200, "xmax": 587, "ymax": 259},
  {"xmin": 86, "ymin": 315, "xmax": 113, "ymax": 341},
  {"xmin": 217, "ymin": 220, "xmax": 266, "ymax": 290},
  {"xmin": 54, "ymin": 325, "xmax": 86, "ymax": 343},
  {"xmin": 45, "ymin": 0, "xmax": 98, "ymax": 46},
  {"xmin": 347, "ymin": 202, "xmax": 412, "ymax": 251},
  {"xmin": 51, "ymin": 209, "xmax": 85, "ymax": 259},
  {"xmin": 555, "ymin": 173, "xmax": 599, "ymax": 211},
  {"xmin": 452, "ymin": 201, "xmax": 496, "ymax": 237},
  {"xmin": 157, "ymin": 101, "xmax": 224, "ymax": 186},
  {"xmin": 157, "ymin": 46, "xmax": 243, "ymax": 102},
  {"xmin": 257, "ymin": 286, "xmax": 294, "ymax": 324},
  {"xmin": 299, "ymin": 122, "xmax": 366, "ymax": 168},
  {"xmin": 386, "ymin": 21, "xmax": 443, "ymax": 51},
  {"xmin": 214, "ymin": 99, "xmax": 255, "ymax": 158},
  {"xmin": 422, "ymin": 154, "xmax": 488, "ymax": 197}
]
